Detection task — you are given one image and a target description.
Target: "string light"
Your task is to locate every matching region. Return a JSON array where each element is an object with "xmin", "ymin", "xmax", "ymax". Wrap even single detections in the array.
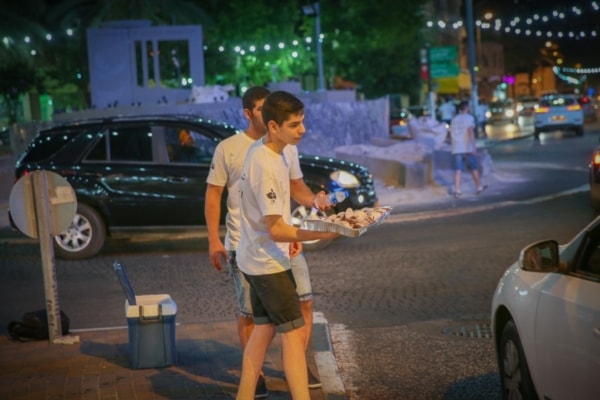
[{"xmin": 426, "ymin": 0, "xmax": 600, "ymax": 40}]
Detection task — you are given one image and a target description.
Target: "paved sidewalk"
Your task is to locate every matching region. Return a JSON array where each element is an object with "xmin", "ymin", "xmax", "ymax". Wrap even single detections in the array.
[{"xmin": 0, "ymin": 312, "xmax": 343, "ymax": 400}]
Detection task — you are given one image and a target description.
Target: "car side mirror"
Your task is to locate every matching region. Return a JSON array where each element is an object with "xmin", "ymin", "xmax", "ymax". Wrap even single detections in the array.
[{"xmin": 519, "ymin": 240, "xmax": 560, "ymax": 272}]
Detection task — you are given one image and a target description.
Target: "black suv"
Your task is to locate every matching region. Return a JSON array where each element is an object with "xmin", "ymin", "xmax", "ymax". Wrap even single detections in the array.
[{"xmin": 11, "ymin": 114, "xmax": 378, "ymax": 259}]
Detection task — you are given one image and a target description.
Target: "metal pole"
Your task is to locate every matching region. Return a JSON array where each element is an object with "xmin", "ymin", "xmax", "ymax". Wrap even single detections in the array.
[
  {"xmin": 314, "ymin": 2, "xmax": 325, "ymax": 91},
  {"xmin": 426, "ymin": 43, "xmax": 435, "ymax": 119},
  {"xmin": 32, "ymin": 171, "xmax": 63, "ymax": 343},
  {"xmin": 465, "ymin": 0, "xmax": 480, "ymax": 136}
]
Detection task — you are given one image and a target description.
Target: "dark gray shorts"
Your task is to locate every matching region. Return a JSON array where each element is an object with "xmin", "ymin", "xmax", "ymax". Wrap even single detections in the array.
[{"xmin": 243, "ymin": 270, "xmax": 305, "ymax": 333}]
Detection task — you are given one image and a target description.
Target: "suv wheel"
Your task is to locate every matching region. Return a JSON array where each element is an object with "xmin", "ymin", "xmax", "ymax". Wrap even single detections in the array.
[
  {"xmin": 290, "ymin": 203, "xmax": 335, "ymax": 251},
  {"xmin": 54, "ymin": 203, "xmax": 106, "ymax": 260},
  {"xmin": 575, "ymin": 126, "xmax": 584, "ymax": 136}
]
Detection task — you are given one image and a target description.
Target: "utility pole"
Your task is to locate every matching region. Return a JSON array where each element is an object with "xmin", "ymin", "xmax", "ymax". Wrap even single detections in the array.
[{"xmin": 465, "ymin": 0, "xmax": 480, "ymax": 136}]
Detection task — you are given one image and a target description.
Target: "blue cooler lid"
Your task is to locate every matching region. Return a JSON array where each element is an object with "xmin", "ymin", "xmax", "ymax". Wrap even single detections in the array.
[{"xmin": 113, "ymin": 261, "xmax": 136, "ymax": 305}]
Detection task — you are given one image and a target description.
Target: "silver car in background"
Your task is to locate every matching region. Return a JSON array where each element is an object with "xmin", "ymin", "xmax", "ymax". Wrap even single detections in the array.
[{"xmin": 534, "ymin": 93, "xmax": 584, "ymax": 139}]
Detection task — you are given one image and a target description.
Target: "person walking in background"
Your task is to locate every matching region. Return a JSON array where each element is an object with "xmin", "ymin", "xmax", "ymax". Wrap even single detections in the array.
[
  {"xmin": 475, "ymin": 99, "xmax": 488, "ymax": 138},
  {"xmin": 235, "ymin": 91, "xmax": 339, "ymax": 399},
  {"xmin": 438, "ymin": 96, "xmax": 456, "ymax": 126},
  {"xmin": 205, "ymin": 87, "xmax": 325, "ymax": 398},
  {"xmin": 449, "ymin": 100, "xmax": 487, "ymax": 197}
]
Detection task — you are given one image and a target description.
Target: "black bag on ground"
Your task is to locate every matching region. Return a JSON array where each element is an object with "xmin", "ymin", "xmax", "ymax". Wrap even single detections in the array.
[{"xmin": 7, "ymin": 309, "xmax": 70, "ymax": 341}]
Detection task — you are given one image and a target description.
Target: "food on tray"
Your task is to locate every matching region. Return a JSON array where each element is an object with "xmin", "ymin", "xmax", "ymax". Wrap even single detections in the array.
[
  {"xmin": 303, "ymin": 206, "xmax": 392, "ymax": 238},
  {"xmin": 321, "ymin": 207, "xmax": 390, "ymax": 229}
]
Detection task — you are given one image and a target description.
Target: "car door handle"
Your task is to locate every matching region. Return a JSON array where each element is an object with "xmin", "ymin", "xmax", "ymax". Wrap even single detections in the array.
[
  {"xmin": 594, "ymin": 328, "xmax": 600, "ymax": 338},
  {"xmin": 168, "ymin": 176, "xmax": 187, "ymax": 183}
]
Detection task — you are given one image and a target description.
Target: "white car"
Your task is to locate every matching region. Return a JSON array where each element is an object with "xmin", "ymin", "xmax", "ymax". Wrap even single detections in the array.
[
  {"xmin": 534, "ymin": 93, "xmax": 584, "ymax": 139},
  {"xmin": 491, "ymin": 217, "xmax": 600, "ymax": 400}
]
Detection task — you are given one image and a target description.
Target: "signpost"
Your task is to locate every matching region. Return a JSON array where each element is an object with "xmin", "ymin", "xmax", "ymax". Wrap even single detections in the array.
[
  {"xmin": 421, "ymin": 45, "xmax": 459, "ymax": 116},
  {"xmin": 9, "ymin": 170, "xmax": 79, "ymax": 344}
]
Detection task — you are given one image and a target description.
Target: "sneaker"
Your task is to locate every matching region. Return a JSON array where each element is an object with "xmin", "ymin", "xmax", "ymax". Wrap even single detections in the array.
[
  {"xmin": 454, "ymin": 191, "xmax": 462, "ymax": 198},
  {"xmin": 307, "ymin": 367, "xmax": 322, "ymax": 389},
  {"xmin": 255, "ymin": 374, "xmax": 268, "ymax": 399},
  {"xmin": 476, "ymin": 185, "xmax": 488, "ymax": 195}
]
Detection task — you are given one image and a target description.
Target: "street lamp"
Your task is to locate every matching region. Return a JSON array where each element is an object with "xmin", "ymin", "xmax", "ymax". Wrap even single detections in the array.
[{"xmin": 302, "ymin": 2, "xmax": 325, "ymax": 91}]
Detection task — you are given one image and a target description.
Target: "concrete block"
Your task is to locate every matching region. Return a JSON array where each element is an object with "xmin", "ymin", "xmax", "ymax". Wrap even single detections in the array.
[{"xmin": 335, "ymin": 151, "xmax": 430, "ymax": 189}]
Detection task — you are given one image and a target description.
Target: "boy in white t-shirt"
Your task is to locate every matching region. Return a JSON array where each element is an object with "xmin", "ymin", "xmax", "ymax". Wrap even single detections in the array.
[
  {"xmin": 235, "ymin": 91, "xmax": 339, "ymax": 399},
  {"xmin": 205, "ymin": 87, "xmax": 324, "ymax": 397}
]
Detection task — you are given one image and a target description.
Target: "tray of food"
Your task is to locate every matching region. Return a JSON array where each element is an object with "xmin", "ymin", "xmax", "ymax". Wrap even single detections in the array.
[{"xmin": 303, "ymin": 206, "xmax": 393, "ymax": 237}]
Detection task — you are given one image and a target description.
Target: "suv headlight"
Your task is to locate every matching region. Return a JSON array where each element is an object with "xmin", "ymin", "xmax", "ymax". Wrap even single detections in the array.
[{"xmin": 330, "ymin": 170, "xmax": 360, "ymax": 189}]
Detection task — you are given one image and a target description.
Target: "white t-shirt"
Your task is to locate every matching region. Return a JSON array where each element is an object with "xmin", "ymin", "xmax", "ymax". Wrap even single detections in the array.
[
  {"xmin": 439, "ymin": 101, "xmax": 456, "ymax": 121},
  {"xmin": 237, "ymin": 140, "xmax": 298, "ymax": 276},
  {"xmin": 450, "ymin": 113, "xmax": 475, "ymax": 154},
  {"xmin": 207, "ymin": 132, "xmax": 302, "ymax": 251}
]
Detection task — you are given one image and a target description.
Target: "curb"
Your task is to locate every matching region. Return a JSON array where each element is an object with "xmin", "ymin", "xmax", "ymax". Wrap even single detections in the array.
[{"xmin": 312, "ymin": 312, "xmax": 347, "ymax": 398}]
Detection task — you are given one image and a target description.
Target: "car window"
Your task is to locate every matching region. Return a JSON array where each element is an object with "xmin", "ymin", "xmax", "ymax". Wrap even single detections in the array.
[
  {"xmin": 580, "ymin": 243, "xmax": 600, "ymax": 277},
  {"xmin": 105, "ymin": 126, "xmax": 153, "ymax": 162},
  {"xmin": 539, "ymin": 96, "xmax": 575, "ymax": 107},
  {"xmin": 573, "ymin": 232, "xmax": 600, "ymax": 280},
  {"xmin": 21, "ymin": 130, "xmax": 81, "ymax": 163},
  {"xmin": 162, "ymin": 126, "xmax": 216, "ymax": 164}
]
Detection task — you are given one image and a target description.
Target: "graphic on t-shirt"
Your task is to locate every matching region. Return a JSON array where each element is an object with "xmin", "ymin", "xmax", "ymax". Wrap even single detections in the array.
[
  {"xmin": 210, "ymin": 162, "xmax": 215, "ymax": 170},
  {"xmin": 267, "ymin": 189, "xmax": 277, "ymax": 202}
]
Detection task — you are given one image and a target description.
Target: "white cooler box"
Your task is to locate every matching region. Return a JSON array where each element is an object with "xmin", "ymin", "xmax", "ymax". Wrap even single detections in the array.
[{"xmin": 114, "ymin": 262, "xmax": 177, "ymax": 369}]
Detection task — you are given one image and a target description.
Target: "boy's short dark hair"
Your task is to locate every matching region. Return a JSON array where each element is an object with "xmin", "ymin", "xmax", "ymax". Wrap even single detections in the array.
[
  {"xmin": 458, "ymin": 100, "xmax": 470, "ymax": 111},
  {"xmin": 262, "ymin": 91, "xmax": 304, "ymax": 127},
  {"xmin": 242, "ymin": 86, "xmax": 270, "ymax": 110}
]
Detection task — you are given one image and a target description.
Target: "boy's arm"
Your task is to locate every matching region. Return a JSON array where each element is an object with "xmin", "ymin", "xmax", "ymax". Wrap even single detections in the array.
[
  {"xmin": 205, "ymin": 183, "xmax": 227, "ymax": 271},
  {"xmin": 290, "ymin": 178, "xmax": 317, "ymax": 207},
  {"xmin": 265, "ymin": 215, "xmax": 339, "ymax": 242}
]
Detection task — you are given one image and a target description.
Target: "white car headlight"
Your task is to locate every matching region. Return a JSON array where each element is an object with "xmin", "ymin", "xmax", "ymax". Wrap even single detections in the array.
[{"xmin": 330, "ymin": 170, "xmax": 360, "ymax": 188}]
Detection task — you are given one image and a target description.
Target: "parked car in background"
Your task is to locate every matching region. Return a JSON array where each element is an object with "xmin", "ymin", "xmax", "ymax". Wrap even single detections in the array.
[
  {"xmin": 10, "ymin": 115, "xmax": 378, "ymax": 259},
  {"xmin": 515, "ymin": 96, "xmax": 538, "ymax": 117},
  {"xmin": 389, "ymin": 108, "xmax": 412, "ymax": 139},
  {"xmin": 485, "ymin": 99, "xmax": 517, "ymax": 124},
  {"xmin": 589, "ymin": 147, "xmax": 600, "ymax": 211},
  {"xmin": 579, "ymin": 95, "xmax": 598, "ymax": 122},
  {"xmin": 534, "ymin": 93, "xmax": 584, "ymax": 139},
  {"xmin": 491, "ymin": 218, "xmax": 600, "ymax": 400}
]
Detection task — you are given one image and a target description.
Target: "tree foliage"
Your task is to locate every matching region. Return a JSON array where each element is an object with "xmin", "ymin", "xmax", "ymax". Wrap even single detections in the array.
[
  {"xmin": 320, "ymin": 0, "xmax": 427, "ymax": 98},
  {"xmin": 0, "ymin": 0, "xmax": 429, "ymax": 122}
]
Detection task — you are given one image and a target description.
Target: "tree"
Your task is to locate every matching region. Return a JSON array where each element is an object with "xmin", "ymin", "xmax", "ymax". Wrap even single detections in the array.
[
  {"xmin": 200, "ymin": 0, "xmax": 313, "ymax": 89},
  {"xmin": 0, "ymin": 0, "xmax": 48, "ymax": 122},
  {"xmin": 320, "ymin": 0, "xmax": 427, "ymax": 99},
  {"xmin": 0, "ymin": 49, "xmax": 41, "ymax": 123}
]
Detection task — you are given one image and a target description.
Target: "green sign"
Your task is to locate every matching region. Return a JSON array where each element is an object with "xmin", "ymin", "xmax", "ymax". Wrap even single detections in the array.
[
  {"xmin": 428, "ymin": 46, "xmax": 458, "ymax": 78},
  {"xmin": 430, "ymin": 62, "xmax": 459, "ymax": 78},
  {"xmin": 429, "ymin": 46, "xmax": 458, "ymax": 63}
]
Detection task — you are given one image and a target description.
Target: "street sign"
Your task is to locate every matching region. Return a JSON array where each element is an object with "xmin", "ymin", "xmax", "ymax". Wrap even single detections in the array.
[
  {"xmin": 431, "ymin": 63, "xmax": 460, "ymax": 78},
  {"xmin": 429, "ymin": 46, "xmax": 459, "ymax": 78},
  {"xmin": 429, "ymin": 46, "xmax": 458, "ymax": 63}
]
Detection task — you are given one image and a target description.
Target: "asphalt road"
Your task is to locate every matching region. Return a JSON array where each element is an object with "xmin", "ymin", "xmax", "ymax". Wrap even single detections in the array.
[{"xmin": 0, "ymin": 119, "xmax": 598, "ymax": 399}]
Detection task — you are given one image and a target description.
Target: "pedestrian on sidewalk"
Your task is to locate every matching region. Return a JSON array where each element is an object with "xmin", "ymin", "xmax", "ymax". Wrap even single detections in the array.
[
  {"xmin": 235, "ymin": 91, "xmax": 339, "ymax": 400},
  {"xmin": 475, "ymin": 99, "xmax": 488, "ymax": 138},
  {"xmin": 449, "ymin": 100, "xmax": 487, "ymax": 197},
  {"xmin": 438, "ymin": 96, "xmax": 456, "ymax": 126},
  {"xmin": 205, "ymin": 87, "xmax": 327, "ymax": 398}
]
